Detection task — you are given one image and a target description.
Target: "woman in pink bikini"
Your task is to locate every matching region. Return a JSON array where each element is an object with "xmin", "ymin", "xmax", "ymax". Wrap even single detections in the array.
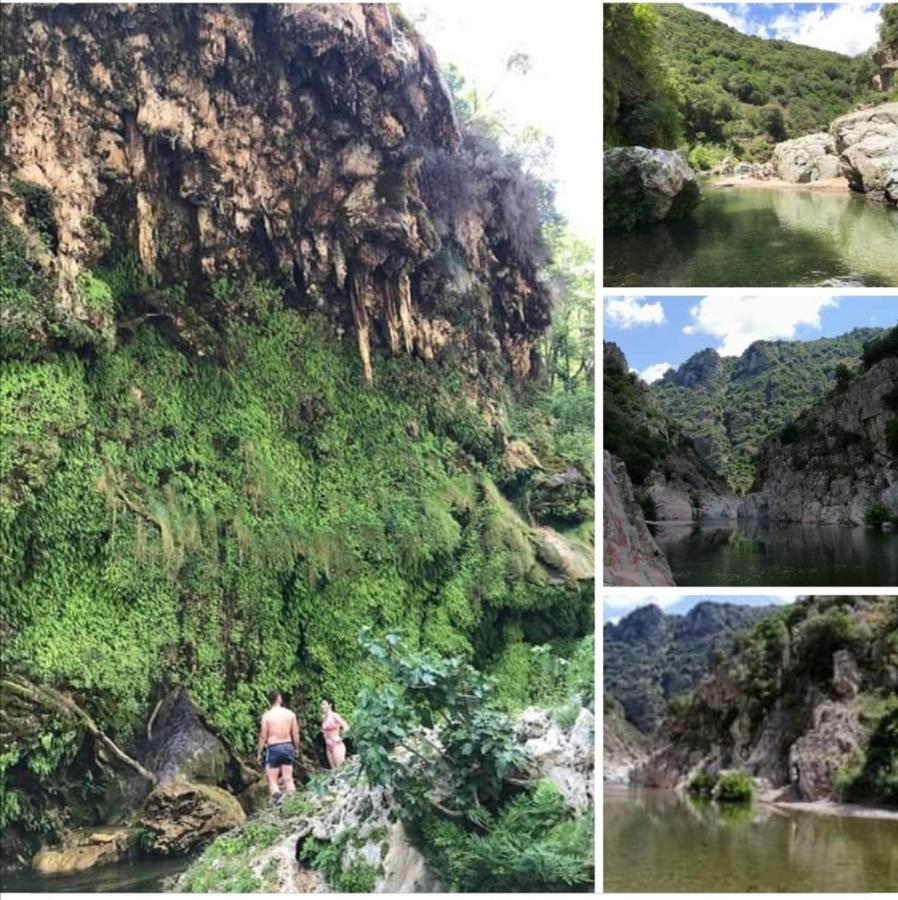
[{"xmin": 320, "ymin": 697, "xmax": 349, "ymax": 768}]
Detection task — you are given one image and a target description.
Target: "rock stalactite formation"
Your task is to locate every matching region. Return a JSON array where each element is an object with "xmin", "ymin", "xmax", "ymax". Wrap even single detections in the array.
[{"xmin": 0, "ymin": 3, "xmax": 550, "ymax": 381}]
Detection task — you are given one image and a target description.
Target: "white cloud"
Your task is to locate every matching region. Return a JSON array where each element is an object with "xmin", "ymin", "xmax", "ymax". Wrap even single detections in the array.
[
  {"xmin": 604, "ymin": 296, "xmax": 666, "ymax": 329},
  {"xmin": 639, "ymin": 362, "xmax": 675, "ymax": 383},
  {"xmin": 684, "ymin": 3, "xmax": 752, "ymax": 32},
  {"xmin": 768, "ymin": 4, "xmax": 881, "ymax": 56},
  {"xmin": 683, "ymin": 296, "xmax": 839, "ymax": 356}
]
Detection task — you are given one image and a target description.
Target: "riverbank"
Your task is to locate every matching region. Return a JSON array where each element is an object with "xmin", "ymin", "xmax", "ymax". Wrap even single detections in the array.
[
  {"xmin": 712, "ymin": 176, "xmax": 850, "ymax": 192},
  {"xmin": 764, "ymin": 797, "xmax": 898, "ymax": 821}
]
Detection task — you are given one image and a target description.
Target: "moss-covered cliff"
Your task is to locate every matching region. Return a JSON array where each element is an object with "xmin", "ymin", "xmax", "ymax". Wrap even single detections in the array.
[{"xmin": 0, "ymin": 3, "xmax": 593, "ymax": 866}]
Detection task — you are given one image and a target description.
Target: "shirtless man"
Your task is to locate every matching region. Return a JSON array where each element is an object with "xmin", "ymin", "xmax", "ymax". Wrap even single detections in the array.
[{"xmin": 256, "ymin": 690, "xmax": 299, "ymax": 799}]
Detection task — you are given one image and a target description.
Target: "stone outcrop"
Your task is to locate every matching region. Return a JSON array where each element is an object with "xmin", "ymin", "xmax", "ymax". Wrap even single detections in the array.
[
  {"xmin": 516, "ymin": 707, "xmax": 595, "ymax": 810},
  {"xmin": 830, "ymin": 103, "xmax": 898, "ymax": 205},
  {"xmin": 873, "ymin": 44, "xmax": 898, "ymax": 93},
  {"xmin": 603, "ymin": 452, "xmax": 674, "ymax": 587},
  {"xmin": 176, "ymin": 707, "xmax": 593, "ymax": 892},
  {"xmin": 138, "ymin": 781, "xmax": 246, "ymax": 855},
  {"xmin": 0, "ymin": 4, "xmax": 550, "ymax": 381},
  {"xmin": 634, "ymin": 597, "xmax": 898, "ymax": 804},
  {"xmin": 772, "ymin": 132, "xmax": 841, "ymax": 183},
  {"xmin": 603, "ymin": 147, "xmax": 702, "ymax": 230},
  {"xmin": 31, "ymin": 827, "xmax": 133, "ymax": 875},
  {"xmin": 740, "ymin": 356, "xmax": 898, "ymax": 524}
]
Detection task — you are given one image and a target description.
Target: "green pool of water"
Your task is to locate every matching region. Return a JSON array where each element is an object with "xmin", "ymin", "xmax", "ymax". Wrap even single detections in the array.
[
  {"xmin": 604, "ymin": 185, "xmax": 898, "ymax": 287},
  {"xmin": 651, "ymin": 519, "xmax": 898, "ymax": 587},
  {"xmin": 604, "ymin": 786, "xmax": 898, "ymax": 892},
  {"xmin": 2, "ymin": 855, "xmax": 193, "ymax": 893}
]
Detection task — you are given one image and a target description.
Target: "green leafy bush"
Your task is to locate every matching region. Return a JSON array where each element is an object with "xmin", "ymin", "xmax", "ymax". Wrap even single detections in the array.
[
  {"xmin": 865, "ymin": 503, "xmax": 894, "ymax": 528},
  {"xmin": 713, "ymin": 771, "xmax": 753, "ymax": 803},
  {"xmin": 686, "ymin": 772, "xmax": 717, "ymax": 795}
]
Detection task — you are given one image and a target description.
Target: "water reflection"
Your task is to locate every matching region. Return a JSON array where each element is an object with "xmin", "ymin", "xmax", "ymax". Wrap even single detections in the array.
[
  {"xmin": 651, "ymin": 519, "xmax": 898, "ymax": 586},
  {"xmin": 604, "ymin": 186, "xmax": 898, "ymax": 287},
  {"xmin": 1, "ymin": 855, "xmax": 192, "ymax": 893},
  {"xmin": 604, "ymin": 786, "xmax": 898, "ymax": 892}
]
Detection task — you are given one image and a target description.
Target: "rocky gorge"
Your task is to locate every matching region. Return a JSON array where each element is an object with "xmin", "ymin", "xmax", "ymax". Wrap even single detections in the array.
[
  {"xmin": 634, "ymin": 597, "xmax": 898, "ymax": 810},
  {"xmin": 604, "ymin": 325, "xmax": 898, "ymax": 586}
]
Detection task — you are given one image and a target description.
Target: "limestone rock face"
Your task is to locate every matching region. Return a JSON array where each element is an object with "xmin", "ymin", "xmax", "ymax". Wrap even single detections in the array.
[
  {"xmin": 873, "ymin": 44, "xmax": 898, "ymax": 92},
  {"xmin": 830, "ymin": 103, "xmax": 898, "ymax": 204},
  {"xmin": 0, "ymin": 4, "xmax": 550, "ymax": 380},
  {"xmin": 788, "ymin": 701, "xmax": 864, "ymax": 801},
  {"xmin": 772, "ymin": 133, "xmax": 841, "ymax": 183},
  {"xmin": 516, "ymin": 707, "xmax": 595, "ymax": 810},
  {"xmin": 138, "ymin": 781, "xmax": 246, "ymax": 855},
  {"xmin": 740, "ymin": 357, "xmax": 898, "ymax": 524},
  {"xmin": 603, "ymin": 147, "xmax": 701, "ymax": 230},
  {"xmin": 603, "ymin": 452, "xmax": 674, "ymax": 587}
]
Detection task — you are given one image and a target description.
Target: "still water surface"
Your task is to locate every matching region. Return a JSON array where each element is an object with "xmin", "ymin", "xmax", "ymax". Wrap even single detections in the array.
[
  {"xmin": 604, "ymin": 185, "xmax": 898, "ymax": 287},
  {"xmin": 604, "ymin": 786, "xmax": 898, "ymax": 893},
  {"xmin": 3, "ymin": 855, "xmax": 192, "ymax": 893},
  {"xmin": 652, "ymin": 518, "xmax": 898, "ymax": 586}
]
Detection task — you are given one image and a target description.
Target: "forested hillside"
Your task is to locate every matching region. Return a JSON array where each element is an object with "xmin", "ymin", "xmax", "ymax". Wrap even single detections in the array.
[
  {"xmin": 654, "ymin": 329, "xmax": 885, "ymax": 492},
  {"xmin": 604, "ymin": 602, "xmax": 777, "ymax": 733},
  {"xmin": 604, "ymin": 3, "xmax": 891, "ymax": 163}
]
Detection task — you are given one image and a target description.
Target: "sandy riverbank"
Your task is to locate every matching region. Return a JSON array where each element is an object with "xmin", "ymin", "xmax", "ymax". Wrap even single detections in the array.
[
  {"xmin": 712, "ymin": 176, "xmax": 850, "ymax": 193},
  {"xmin": 765, "ymin": 798, "xmax": 898, "ymax": 821}
]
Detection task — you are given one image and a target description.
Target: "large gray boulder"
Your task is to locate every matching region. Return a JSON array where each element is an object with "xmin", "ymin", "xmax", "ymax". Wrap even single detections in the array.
[
  {"xmin": 604, "ymin": 147, "xmax": 701, "ymax": 230},
  {"xmin": 772, "ymin": 132, "xmax": 840, "ymax": 183},
  {"xmin": 830, "ymin": 103, "xmax": 898, "ymax": 204}
]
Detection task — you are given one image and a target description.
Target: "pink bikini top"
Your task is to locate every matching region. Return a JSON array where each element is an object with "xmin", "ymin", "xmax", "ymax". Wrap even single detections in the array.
[{"xmin": 322, "ymin": 715, "xmax": 340, "ymax": 735}]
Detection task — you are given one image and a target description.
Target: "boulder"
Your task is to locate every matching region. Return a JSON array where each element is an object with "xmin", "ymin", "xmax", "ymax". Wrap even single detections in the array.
[
  {"xmin": 516, "ymin": 707, "xmax": 595, "ymax": 810},
  {"xmin": 772, "ymin": 133, "xmax": 841, "ymax": 183},
  {"xmin": 604, "ymin": 147, "xmax": 702, "ymax": 230},
  {"xmin": 788, "ymin": 701, "xmax": 865, "ymax": 801},
  {"xmin": 532, "ymin": 526, "xmax": 594, "ymax": 582},
  {"xmin": 603, "ymin": 452, "xmax": 674, "ymax": 587},
  {"xmin": 830, "ymin": 103, "xmax": 898, "ymax": 204},
  {"xmin": 32, "ymin": 827, "xmax": 132, "ymax": 875},
  {"xmin": 832, "ymin": 649, "xmax": 861, "ymax": 700},
  {"xmin": 138, "ymin": 781, "xmax": 246, "ymax": 855}
]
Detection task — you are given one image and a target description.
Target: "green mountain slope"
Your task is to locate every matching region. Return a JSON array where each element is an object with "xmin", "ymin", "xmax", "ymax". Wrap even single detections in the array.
[
  {"xmin": 604, "ymin": 2, "xmax": 883, "ymax": 155},
  {"xmin": 604, "ymin": 602, "xmax": 778, "ymax": 733},
  {"xmin": 653, "ymin": 328, "xmax": 885, "ymax": 493},
  {"xmin": 653, "ymin": 597, "xmax": 898, "ymax": 805},
  {"xmin": 653, "ymin": 3, "xmax": 863, "ymax": 143}
]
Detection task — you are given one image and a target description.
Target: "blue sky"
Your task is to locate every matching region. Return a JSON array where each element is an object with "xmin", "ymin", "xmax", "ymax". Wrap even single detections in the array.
[
  {"xmin": 603, "ymin": 594, "xmax": 792, "ymax": 623},
  {"xmin": 604, "ymin": 295, "xmax": 898, "ymax": 382},
  {"xmin": 684, "ymin": 3, "xmax": 883, "ymax": 55}
]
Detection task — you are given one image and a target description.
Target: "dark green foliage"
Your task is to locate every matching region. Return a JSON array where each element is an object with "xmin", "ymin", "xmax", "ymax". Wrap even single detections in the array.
[
  {"xmin": 865, "ymin": 504, "xmax": 894, "ymax": 527},
  {"xmin": 605, "ymin": 3, "xmax": 869, "ymax": 154},
  {"xmin": 300, "ymin": 834, "xmax": 379, "ymax": 892},
  {"xmin": 654, "ymin": 329, "xmax": 882, "ymax": 493},
  {"xmin": 686, "ymin": 772, "xmax": 716, "ymax": 795},
  {"xmin": 414, "ymin": 780, "xmax": 594, "ymax": 892},
  {"xmin": 11, "ymin": 180, "xmax": 57, "ymax": 250},
  {"xmin": 352, "ymin": 630, "xmax": 523, "ymax": 818},
  {"xmin": 604, "ymin": 4, "xmax": 683, "ymax": 149},
  {"xmin": 881, "ymin": 4, "xmax": 898, "ymax": 45},
  {"xmin": 835, "ymin": 706, "xmax": 898, "ymax": 807},
  {"xmin": 887, "ymin": 418, "xmax": 898, "ymax": 458},
  {"xmin": 796, "ymin": 608, "xmax": 855, "ymax": 681},
  {"xmin": 862, "ymin": 325, "xmax": 898, "ymax": 369},
  {"xmin": 714, "ymin": 771, "xmax": 753, "ymax": 803},
  {"xmin": 602, "ymin": 164, "xmax": 656, "ymax": 233}
]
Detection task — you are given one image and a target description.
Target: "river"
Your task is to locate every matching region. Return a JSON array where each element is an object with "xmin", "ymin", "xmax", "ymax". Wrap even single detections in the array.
[
  {"xmin": 651, "ymin": 519, "xmax": 898, "ymax": 586},
  {"xmin": 604, "ymin": 786, "xmax": 898, "ymax": 892},
  {"xmin": 3, "ymin": 856, "xmax": 192, "ymax": 893},
  {"xmin": 604, "ymin": 184, "xmax": 898, "ymax": 287}
]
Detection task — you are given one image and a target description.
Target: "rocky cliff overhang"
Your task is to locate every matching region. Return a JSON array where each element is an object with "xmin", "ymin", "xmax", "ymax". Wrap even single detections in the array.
[{"xmin": 0, "ymin": 3, "xmax": 551, "ymax": 381}]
